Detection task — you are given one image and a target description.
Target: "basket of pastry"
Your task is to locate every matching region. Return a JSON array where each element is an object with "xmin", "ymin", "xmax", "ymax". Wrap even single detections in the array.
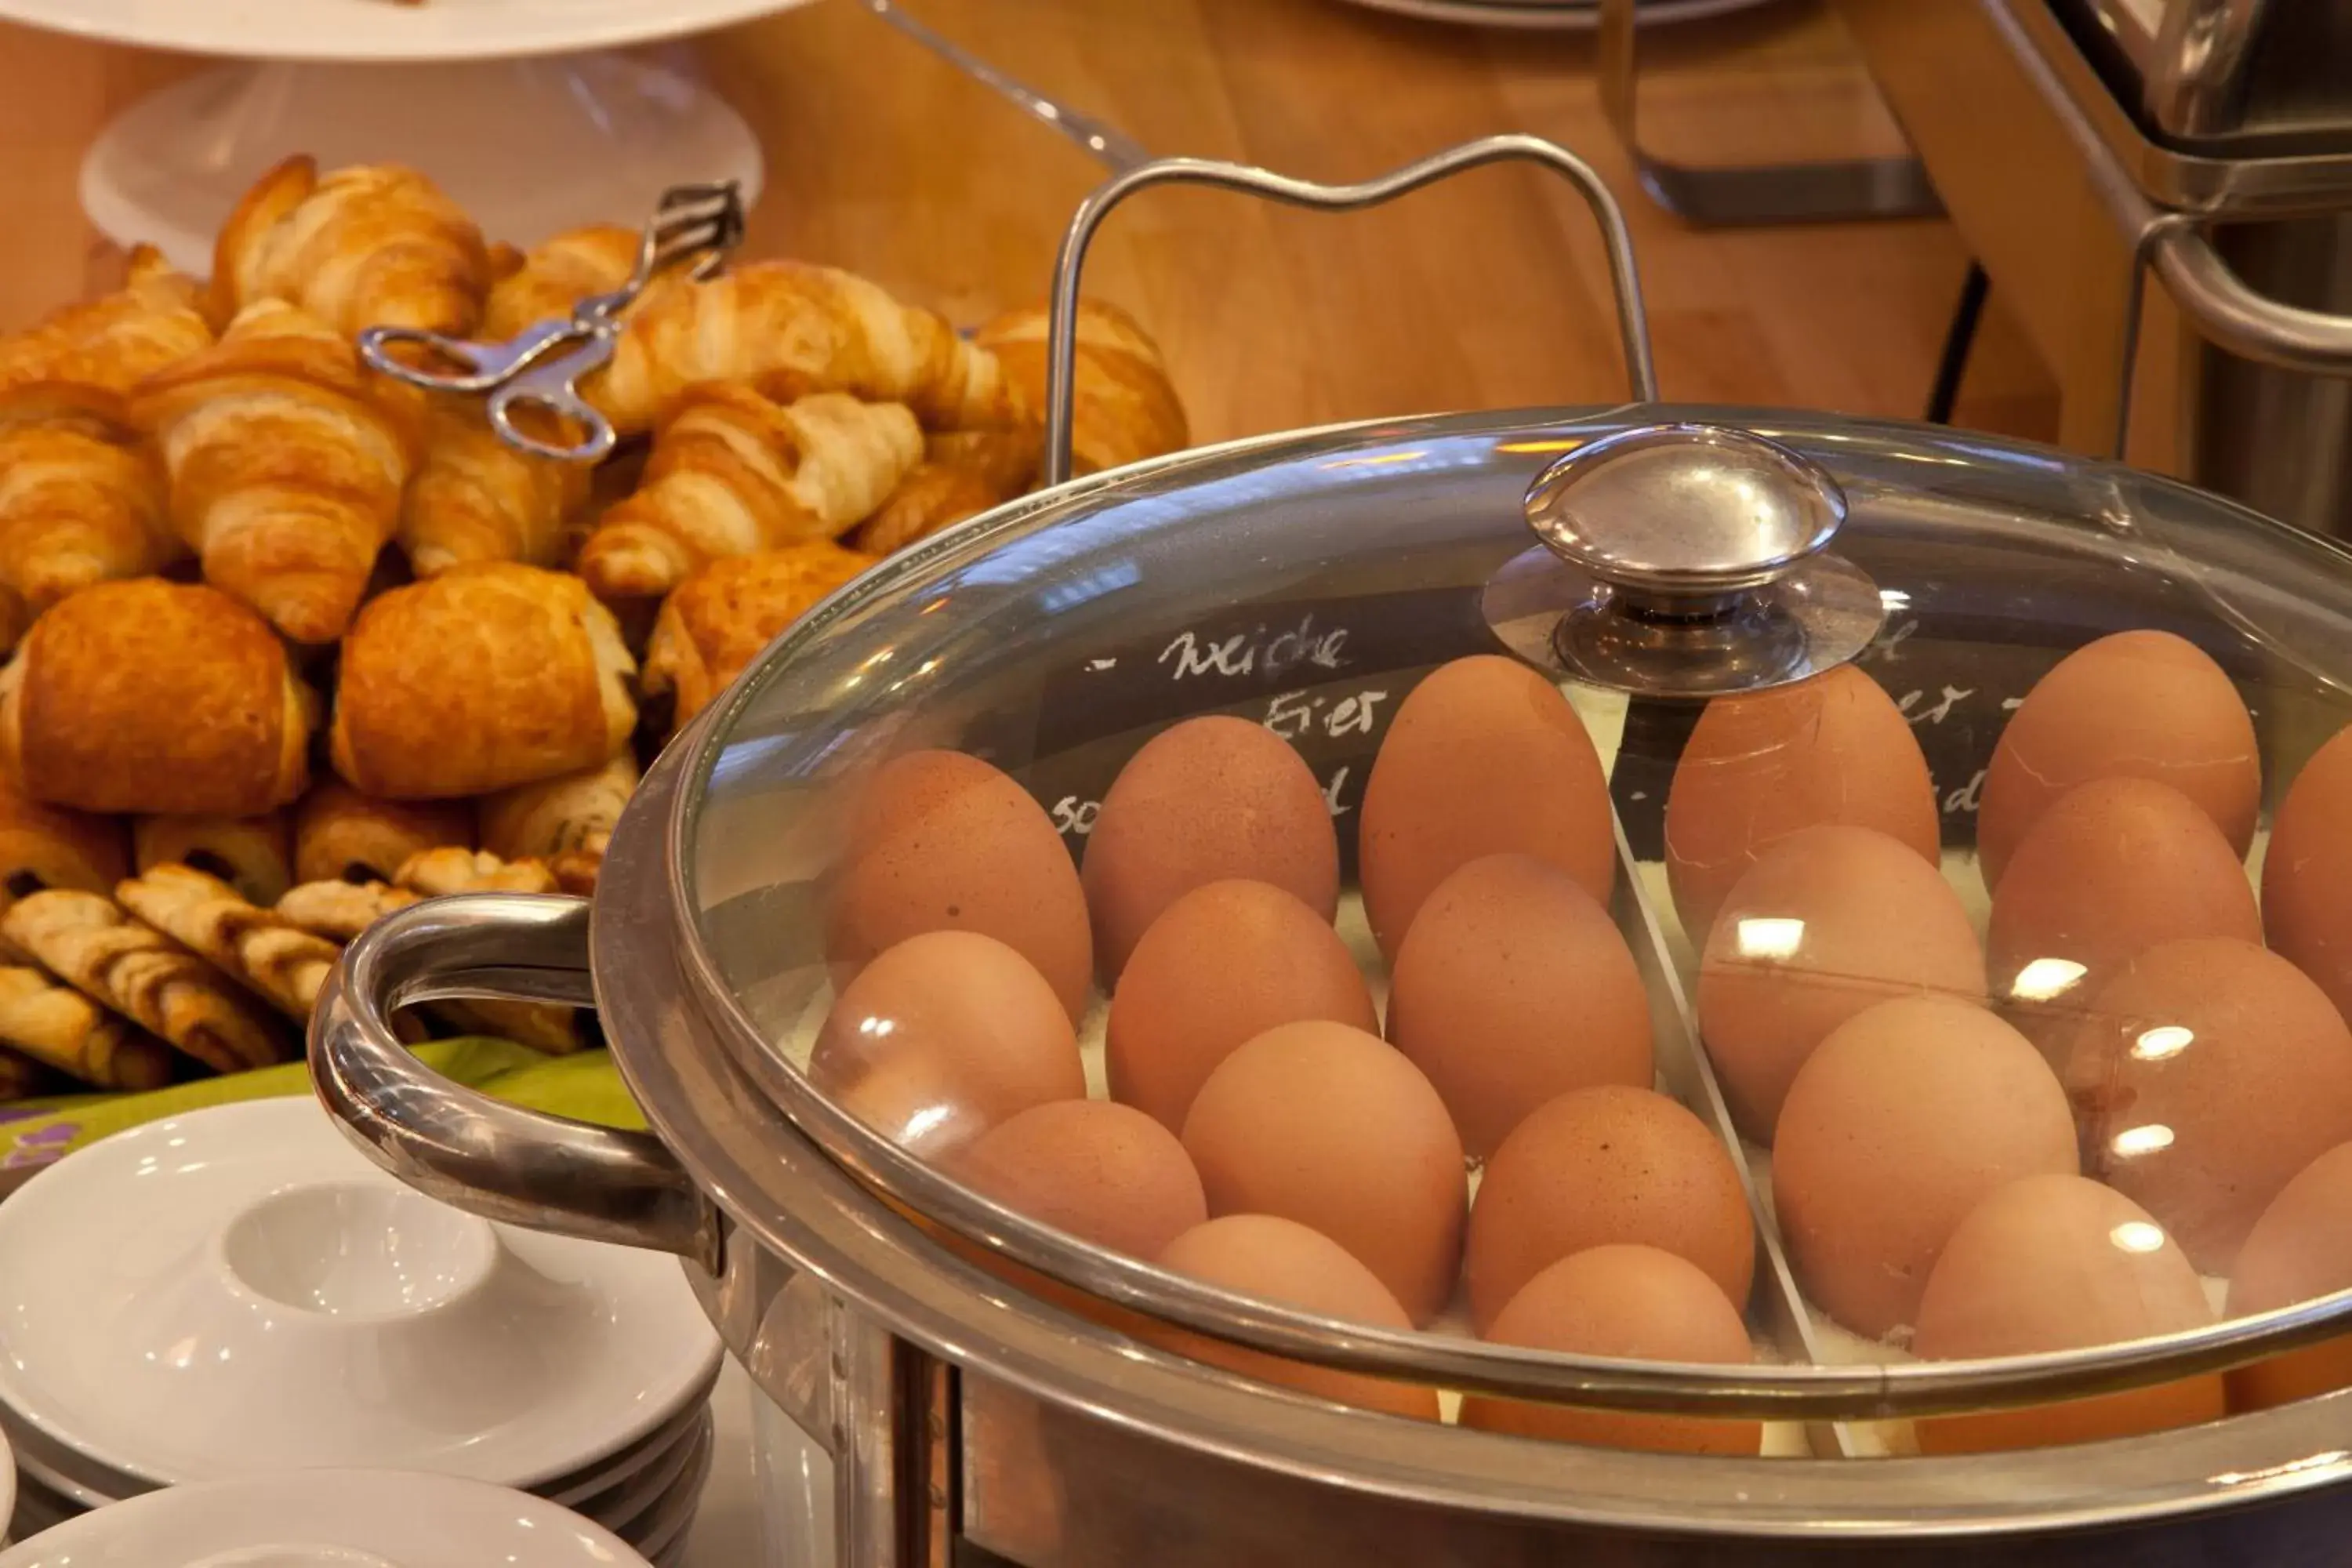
[{"xmin": 0, "ymin": 154, "xmax": 1188, "ymax": 1104}]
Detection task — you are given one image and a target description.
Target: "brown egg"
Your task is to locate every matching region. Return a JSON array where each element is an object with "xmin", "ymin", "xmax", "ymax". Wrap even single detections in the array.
[
  {"xmin": 1976, "ymin": 631, "xmax": 2258, "ymax": 893},
  {"xmin": 2227, "ymin": 1142, "xmax": 2352, "ymax": 1410},
  {"xmin": 1358, "ymin": 655, "xmax": 1613, "ymax": 964},
  {"xmin": 1697, "ymin": 826, "xmax": 1984, "ymax": 1143},
  {"xmin": 1461, "ymin": 1244, "xmax": 1760, "ymax": 1455},
  {"xmin": 954, "ymin": 1100, "xmax": 1208, "ymax": 1261},
  {"xmin": 1912, "ymin": 1174, "xmax": 2223, "ymax": 1453},
  {"xmin": 1081, "ymin": 717, "xmax": 1338, "ymax": 981},
  {"xmin": 1772, "ymin": 995, "xmax": 2076, "ymax": 1339},
  {"xmin": 1664, "ymin": 665, "xmax": 1939, "ymax": 944},
  {"xmin": 811, "ymin": 930, "xmax": 1086, "ymax": 1156},
  {"xmin": 1181, "ymin": 1020, "xmax": 1465, "ymax": 1323},
  {"xmin": 1386, "ymin": 853, "xmax": 1652, "ymax": 1160},
  {"xmin": 1984, "ymin": 778, "xmax": 2261, "ymax": 1061},
  {"xmin": 2066, "ymin": 938, "xmax": 2352, "ymax": 1274},
  {"xmin": 1464, "ymin": 1084, "xmax": 1753, "ymax": 1334},
  {"xmin": 2263, "ymin": 722, "xmax": 2352, "ymax": 1025},
  {"xmin": 1154, "ymin": 1214, "xmax": 1439, "ymax": 1420},
  {"xmin": 826, "ymin": 749, "xmax": 1094, "ymax": 1022},
  {"xmin": 1106, "ymin": 879, "xmax": 1377, "ymax": 1133}
]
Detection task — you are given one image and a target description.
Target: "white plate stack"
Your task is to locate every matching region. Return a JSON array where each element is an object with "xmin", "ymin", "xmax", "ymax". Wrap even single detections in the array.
[{"xmin": 0, "ymin": 1099, "xmax": 724, "ymax": 1564}]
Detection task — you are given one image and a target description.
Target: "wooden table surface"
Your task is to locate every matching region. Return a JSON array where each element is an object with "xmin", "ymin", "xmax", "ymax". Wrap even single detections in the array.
[{"xmin": 0, "ymin": 0, "xmax": 2055, "ymax": 448}]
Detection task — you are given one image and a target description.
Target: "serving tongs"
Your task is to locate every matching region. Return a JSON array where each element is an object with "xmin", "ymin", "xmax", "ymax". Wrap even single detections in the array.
[{"xmin": 358, "ymin": 180, "xmax": 748, "ymax": 464}]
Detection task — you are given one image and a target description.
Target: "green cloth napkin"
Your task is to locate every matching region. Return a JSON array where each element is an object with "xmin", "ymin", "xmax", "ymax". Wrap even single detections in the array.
[{"xmin": 0, "ymin": 1039, "xmax": 647, "ymax": 1185}]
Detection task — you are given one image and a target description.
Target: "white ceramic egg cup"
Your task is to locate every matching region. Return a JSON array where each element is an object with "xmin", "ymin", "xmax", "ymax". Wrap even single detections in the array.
[{"xmin": 0, "ymin": 1098, "xmax": 721, "ymax": 1492}]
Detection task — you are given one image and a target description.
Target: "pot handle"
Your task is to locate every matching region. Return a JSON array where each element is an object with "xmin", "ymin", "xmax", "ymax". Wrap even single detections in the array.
[
  {"xmin": 309, "ymin": 891, "xmax": 724, "ymax": 1273},
  {"xmin": 1042, "ymin": 132, "xmax": 1661, "ymax": 485}
]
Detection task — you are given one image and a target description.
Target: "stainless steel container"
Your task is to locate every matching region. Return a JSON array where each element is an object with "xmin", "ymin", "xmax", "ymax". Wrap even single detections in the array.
[
  {"xmin": 1837, "ymin": 0, "xmax": 2352, "ymax": 535},
  {"xmin": 316, "ymin": 136, "xmax": 2352, "ymax": 1565}
]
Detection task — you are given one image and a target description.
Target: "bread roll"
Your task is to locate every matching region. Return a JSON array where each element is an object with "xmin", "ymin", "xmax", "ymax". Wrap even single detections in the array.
[
  {"xmin": 0, "ymin": 579, "xmax": 316, "ymax": 816},
  {"xmin": 479, "ymin": 751, "xmax": 637, "ymax": 862},
  {"xmin": 641, "ymin": 544, "xmax": 874, "ymax": 729},
  {"xmin": 330, "ymin": 564, "xmax": 636, "ymax": 798},
  {"xmin": 133, "ymin": 812, "xmax": 293, "ymax": 907},
  {"xmin": 293, "ymin": 780, "xmax": 473, "ymax": 887}
]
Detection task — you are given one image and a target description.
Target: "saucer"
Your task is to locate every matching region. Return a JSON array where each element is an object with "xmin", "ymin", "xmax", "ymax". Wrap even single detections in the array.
[
  {"xmin": 0, "ymin": 1098, "xmax": 720, "ymax": 1489},
  {"xmin": 0, "ymin": 1468, "xmax": 655, "ymax": 1567}
]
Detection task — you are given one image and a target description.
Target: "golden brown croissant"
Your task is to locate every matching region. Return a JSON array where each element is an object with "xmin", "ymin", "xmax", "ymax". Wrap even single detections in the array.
[
  {"xmin": 1, "ymin": 889, "xmax": 292, "ymax": 1073},
  {"xmin": 0, "ymin": 965, "xmax": 172, "ymax": 1090},
  {"xmin": 331, "ymin": 564, "xmax": 637, "ymax": 798},
  {"xmin": 133, "ymin": 812, "xmax": 293, "ymax": 907},
  {"xmin": 480, "ymin": 224, "xmax": 641, "ymax": 339},
  {"xmin": 117, "ymin": 863, "xmax": 341, "ymax": 1021},
  {"xmin": 576, "ymin": 388, "xmax": 917, "ymax": 600},
  {"xmin": 132, "ymin": 299, "xmax": 421, "ymax": 644},
  {"xmin": 210, "ymin": 156, "xmax": 492, "ymax": 339},
  {"xmin": 586, "ymin": 260, "xmax": 1019, "ymax": 436},
  {"xmin": 976, "ymin": 300, "xmax": 1187, "ymax": 475},
  {"xmin": 293, "ymin": 780, "xmax": 472, "ymax": 887},
  {"xmin": 479, "ymin": 751, "xmax": 637, "ymax": 862},
  {"xmin": 0, "ymin": 579, "xmax": 318, "ymax": 816},
  {"xmin": 641, "ymin": 543, "xmax": 876, "ymax": 728},
  {"xmin": 0, "ymin": 386, "xmax": 181, "ymax": 623},
  {"xmin": 0, "ymin": 248, "xmax": 214, "ymax": 398},
  {"xmin": 277, "ymin": 878, "xmax": 419, "ymax": 942},
  {"xmin": 399, "ymin": 227, "xmax": 641, "ymax": 579},
  {"xmin": 852, "ymin": 461, "xmax": 1000, "ymax": 555}
]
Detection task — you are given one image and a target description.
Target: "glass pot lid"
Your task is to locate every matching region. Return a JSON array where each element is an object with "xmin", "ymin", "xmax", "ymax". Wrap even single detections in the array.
[{"xmin": 675, "ymin": 398, "xmax": 2352, "ymax": 1458}]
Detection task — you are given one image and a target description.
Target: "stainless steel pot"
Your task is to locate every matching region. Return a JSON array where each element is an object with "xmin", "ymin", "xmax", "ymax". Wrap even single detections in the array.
[{"xmin": 314, "ymin": 136, "xmax": 2352, "ymax": 1565}]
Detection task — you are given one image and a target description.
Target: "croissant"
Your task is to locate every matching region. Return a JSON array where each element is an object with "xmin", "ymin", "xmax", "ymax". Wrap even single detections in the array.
[
  {"xmin": 1, "ymin": 889, "xmax": 292, "ymax": 1073},
  {"xmin": 586, "ymin": 260, "xmax": 1019, "ymax": 436},
  {"xmin": 331, "ymin": 564, "xmax": 637, "ymax": 798},
  {"xmin": 576, "ymin": 388, "xmax": 918, "ymax": 600},
  {"xmin": 479, "ymin": 751, "xmax": 637, "ymax": 862},
  {"xmin": 976, "ymin": 301, "xmax": 1187, "ymax": 475},
  {"xmin": 293, "ymin": 780, "xmax": 472, "ymax": 887},
  {"xmin": 0, "ymin": 386, "xmax": 180, "ymax": 623},
  {"xmin": 642, "ymin": 544, "xmax": 877, "ymax": 728},
  {"xmin": 210, "ymin": 156, "xmax": 492, "ymax": 339},
  {"xmin": 853, "ymin": 462, "xmax": 1000, "ymax": 555},
  {"xmin": 0, "ymin": 579, "xmax": 317, "ymax": 817},
  {"xmin": 0, "ymin": 965, "xmax": 172, "ymax": 1090},
  {"xmin": 399, "ymin": 227, "xmax": 641, "ymax": 579},
  {"xmin": 118, "ymin": 863, "xmax": 342, "ymax": 1021},
  {"xmin": 0, "ymin": 247, "xmax": 214, "ymax": 398},
  {"xmin": 133, "ymin": 812, "xmax": 293, "ymax": 907},
  {"xmin": 277, "ymin": 878, "xmax": 419, "ymax": 942},
  {"xmin": 131, "ymin": 299, "xmax": 422, "ymax": 644}
]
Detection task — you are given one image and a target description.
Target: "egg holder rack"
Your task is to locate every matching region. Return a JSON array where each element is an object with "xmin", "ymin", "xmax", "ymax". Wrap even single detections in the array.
[{"xmin": 310, "ymin": 132, "xmax": 2352, "ymax": 1566}]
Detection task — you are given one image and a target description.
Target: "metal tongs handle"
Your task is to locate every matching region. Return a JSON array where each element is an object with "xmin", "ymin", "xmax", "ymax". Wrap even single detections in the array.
[
  {"xmin": 358, "ymin": 180, "xmax": 747, "ymax": 464},
  {"xmin": 1041, "ymin": 134, "xmax": 1659, "ymax": 486}
]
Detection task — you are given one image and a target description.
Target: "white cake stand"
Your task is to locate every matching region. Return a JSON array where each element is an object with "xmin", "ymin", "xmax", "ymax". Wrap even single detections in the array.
[{"xmin": 0, "ymin": 0, "xmax": 810, "ymax": 275}]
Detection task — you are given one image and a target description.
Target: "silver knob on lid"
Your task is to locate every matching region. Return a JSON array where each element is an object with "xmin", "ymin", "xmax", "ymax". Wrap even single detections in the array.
[{"xmin": 1484, "ymin": 421, "xmax": 1885, "ymax": 698}]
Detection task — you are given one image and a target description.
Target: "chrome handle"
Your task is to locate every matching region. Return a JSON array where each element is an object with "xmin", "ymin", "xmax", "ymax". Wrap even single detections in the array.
[
  {"xmin": 2153, "ymin": 223, "xmax": 2352, "ymax": 377},
  {"xmin": 1043, "ymin": 133, "xmax": 1659, "ymax": 485},
  {"xmin": 309, "ymin": 891, "xmax": 722, "ymax": 1272}
]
